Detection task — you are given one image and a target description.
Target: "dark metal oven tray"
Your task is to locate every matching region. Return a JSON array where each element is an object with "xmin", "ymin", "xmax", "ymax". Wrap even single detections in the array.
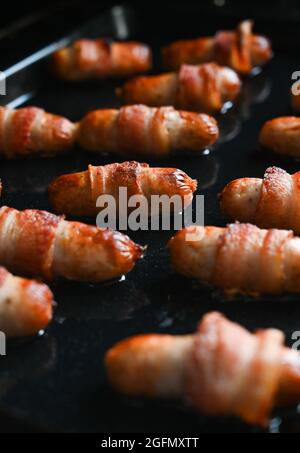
[{"xmin": 1, "ymin": 1, "xmax": 300, "ymax": 433}]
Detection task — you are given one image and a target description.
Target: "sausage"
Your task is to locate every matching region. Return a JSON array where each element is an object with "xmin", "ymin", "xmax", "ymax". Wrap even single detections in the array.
[
  {"xmin": 162, "ymin": 20, "xmax": 272, "ymax": 74},
  {"xmin": 220, "ymin": 167, "xmax": 300, "ymax": 233},
  {"xmin": 259, "ymin": 116, "xmax": 300, "ymax": 157},
  {"xmin": 77, "ymin": 105, "xmax": 219, "ymax": 155},
  {"xmin": 0, "ymin": 266, "xmax": 53, "ymax": 338},
  {"xmin": 0, "ymin": 106, "xmax": 76, "ymax": 158},
  {"xmin": 168, "ymin": 223, "xmax": 300, "ymax": 294},
  {"xmin": 0, "ymin": 206, "xmax": 142, "ymax": 282},
  {"xmin": 117, "ymin": 63, "xmax": 241, "ymax": 113},
  {"xmin": 105, "ymin": 311, "xmax": 300, "ymax": 427},
  {"xmin": 48, "ymin": 161, "xmax": 197, "ymax": 217},
  {"xmin": 51, "ymin": 39, "xmax": 152, "ymax": 81}
]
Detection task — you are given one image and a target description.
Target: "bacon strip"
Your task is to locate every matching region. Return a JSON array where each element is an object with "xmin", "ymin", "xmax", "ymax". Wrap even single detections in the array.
[
  {"xmin": 215, "ymin": 20, "xmax": 253, "ymax": 75},
  {"xmin": 162, "ymin": 20, "xmax": 273, "ymax": 74},
  {"xmin": 186, "ymin": 313, "xmax": 284, "ymax": 427},
  {"xmin": 105, "ymin": 311, "xmax": 300, "ymax": 427},
  {"xmin": 0, "ymin": 206, "xmax": 142, "ymax": 282},
  {"xmin": 117, "ymin": 63, "xmax": 241, "ymax": 113},
  {"xmin": 51, "ymin": 39, "xmax": 152, "ymax": 81}
]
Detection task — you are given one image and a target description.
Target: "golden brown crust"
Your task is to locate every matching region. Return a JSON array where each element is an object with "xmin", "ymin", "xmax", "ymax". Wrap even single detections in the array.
[
  {"xmin": 0, "ymin": 106, "xmax": 76, "ymax": 158},
  {"xmin": 49, "ymin": 170, "xmax": 95, "ymax": 217},
  {"xmin": 259, "ymin": 116, "xmax": 300, "ymax": 157},
  {"xmin": 51, "ymin": 39, "xmax": 152, "ymax": 81},
  {"xmin": 117, "ymin": 63, "xmax": 241, "ymax": 113},
  {"xmin": 0, "ymin": 206, "xmax": 142, "ymax": 282},
  {"xmin": 162, "ymin": 20, "xmax": 272, "ymax": 74},
  {"xmin": 49, "ymin": 161, "xmax": 197, "ymax": 217}
]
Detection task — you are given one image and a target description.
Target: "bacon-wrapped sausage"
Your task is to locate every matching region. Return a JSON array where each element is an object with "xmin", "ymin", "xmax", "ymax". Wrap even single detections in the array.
[
  {"xmin": 162, "ymin": 20, "xmax": 273, "ymax": 74},
  {"xmin": 220, "ymin": 167, "xmax": 300, "ymax": 234},
  {"xmin": 51, "ymin": 39, "xmax": 152, "ymax": 81},
  {"xmin": 105, "ymin": 311, "xmax": 300, "ymax": 427},
  {"xmin": 0, "ymin": 106, "xmax": 76, "ymax": 158},
  {"xmin": 259, "ymin": 116, "xmax": 300, "ymax": 157},
  {"xmin": 77, "ymin": 105, "xmax": 219, "ymax": 155},
  {"xmin": 0, "ymin": 266, "xmax": 53, "ymax": 338},
  {"xmin": 0, "ymin": 206, "xmax": 142, "ymax": 282},
  {"xmin": 49, "ymin": 161, "xmax": 197, "ymax": 217},
  {"xmin": 117, "ymin": 63, "xmax": 241, "ymax": 113},
  {"xmin": 168, "ymin": 223, "xmax": 300, "ymax": 295}
]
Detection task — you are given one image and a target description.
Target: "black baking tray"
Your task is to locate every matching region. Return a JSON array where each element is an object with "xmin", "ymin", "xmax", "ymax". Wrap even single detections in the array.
[{"xmin": 1, "ymin": 1, "xmax": 300, "ymax": 433}]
